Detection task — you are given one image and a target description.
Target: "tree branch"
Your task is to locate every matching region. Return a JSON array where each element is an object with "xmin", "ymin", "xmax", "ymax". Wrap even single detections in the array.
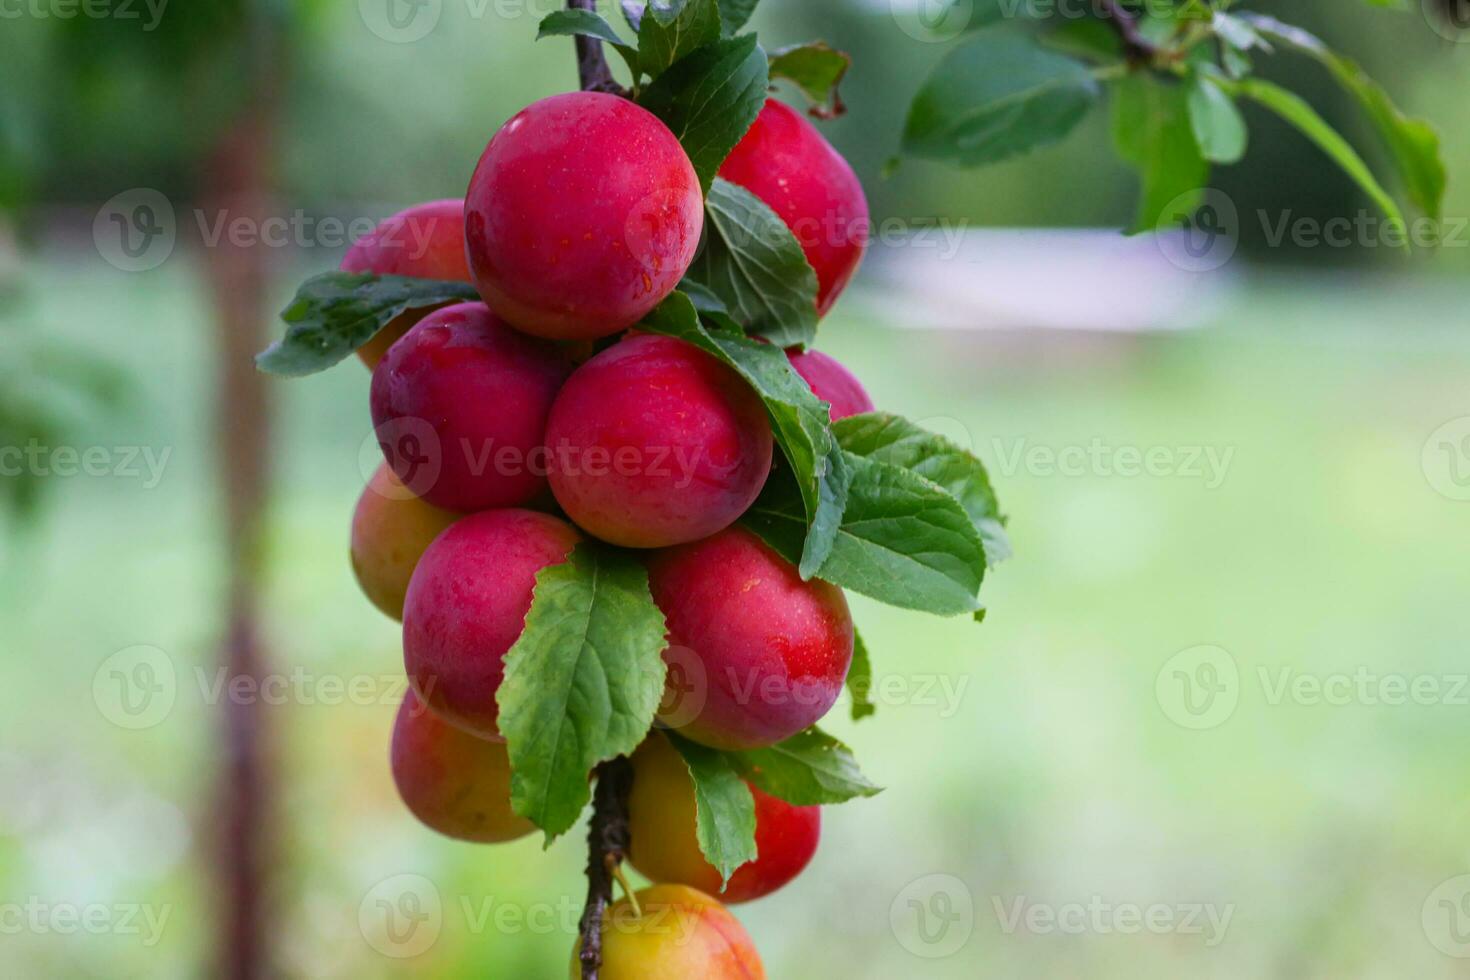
[
  {"xmin": 578, "ymin": 757, "xmax": 635, "ymax": 979},
  {"xmin": 567, "ymin": 0, "xmax": 626, "ymax": 95},
  {"xmin": 1098, "ymin": 0, "xmax": 1160, "ymax": 64}
]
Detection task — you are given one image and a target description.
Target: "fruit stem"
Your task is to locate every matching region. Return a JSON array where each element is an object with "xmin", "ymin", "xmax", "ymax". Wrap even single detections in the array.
[
  {"xmin": 608, "ymin": 855, "xmax": 642, "ymax": 918},
  {"xmin": 567, "ymin": 0, "xmax": 627, "ymax": 96},
  {"xmin": 578, "ymin": 756, "xmax": 635, "ymax": 979}
]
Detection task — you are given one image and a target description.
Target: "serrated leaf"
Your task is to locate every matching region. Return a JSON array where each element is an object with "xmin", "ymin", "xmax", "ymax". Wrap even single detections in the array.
[
  {"xmin": 833, "ymin": 412, "xmax": 1010, "ymax": 566},
  {"xmin": 640, "ymin": 292, "xmax": 845, "ymax": 573},
  {"xmin": 731, "ymin": 728, "xmax": 882, "ymax": 805},
  {"xmin": 745, "ymin": 449, "xmax": 986, "ymax": 616},
  {"xmin": 538, "ymin": 10, "xmax": 640, "ymax": 79},
  {"xmin": 498, "ymin": 543, "xmax": 668, "ymax": 842},
  {"xmin": 1231, "ymin": 76, "xmax": 1408, "ymax": 242},
  {"xmin": 665, "ymin": 732, "xmax": 757, "ymax": 884},
  {"xmin": 688, "ymin": 178, "xmax": 820, "ymax": 348},
  {"xmin": 256, "ymin": 272, "xmax": 478, "ymax": 377},
  {"xmin": 848, "ymin": 628, "xmax": 875, "ymax": 721},
  {"xmin": 903, "ymin": 34, "xmax": 1098, "ymax": 168},
  {"xmin": 637, "ymin": 0, "xmax": 721, "ymax": 79},
  {"xmin": 1111, "ymin": 75, "xmax": 1209, "ymax": 234},
  {"xmin": 1187, "ymin": 73, "xmax": 1248, "ymax": 165},
  {"xmin": 1241, "ymin": 13, "xmax": 1445, "ymax": 224},
  {"xmin": 638, "ymin": 34, "xmax": 769, "ymax": 192},
  {"xmin": 768, "ymin": 42, "xmax": 850, "ymax": 118}
]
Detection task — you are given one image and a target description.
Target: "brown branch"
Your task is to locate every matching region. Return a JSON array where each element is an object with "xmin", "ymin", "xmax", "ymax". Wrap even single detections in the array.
[
  {"xmin": 1098, "ymin": 0, "xmax": 1160, "ymax": 64},
  {"xmin": 567, "ymin": 0, "xmax": 627, "ymax": 95},
  {"xmin": 578, "ymin": 757, "xmax": 635, "ymax": 979}
]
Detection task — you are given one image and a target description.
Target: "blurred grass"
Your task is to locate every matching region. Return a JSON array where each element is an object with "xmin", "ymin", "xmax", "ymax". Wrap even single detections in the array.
[{"xmin": 3, "ymin": 254, "xmax": 1470, "ymax": 978}]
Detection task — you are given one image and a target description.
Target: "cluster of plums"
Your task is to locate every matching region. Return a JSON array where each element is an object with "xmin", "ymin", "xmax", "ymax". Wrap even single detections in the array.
[{"xmin": 347, "ymin": 90, "xmax": 870, "ymax": 976}]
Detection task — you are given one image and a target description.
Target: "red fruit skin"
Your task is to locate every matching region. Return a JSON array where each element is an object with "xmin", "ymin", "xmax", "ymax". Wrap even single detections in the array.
[
  {"xmin": 390, "ymin": 690, "xmax": 534, "ymax": 843},
  {"xmin": 370, "ymin": 302, "xmax": 574, "ymax": 512},
  {"xmin": 648, "ymin": 527, "xmax": 854, "ymax": 750},
  {"xmin": 628, "ymin": 736, "xmax": 820, "ymax": 903},
  {"xmin": 786, "ymin": 349, "xmax": 875, "ymax": 421},
  {"xmin": 341, "ymin": 199, "xmax": 471, "ymax": 368},
  {"xmin": 545, "ymin": 335, "xmax": 774, "ymax": 549},
  {"xmin": 465, "ymin": 92, "xmax": 704, "ymax": 340},
  {"xmin": 402, "ymin": 509, "xmax": 581, "ymax": 738},
  {"xmin": 717, "ymin": 99, "xmax": 870, "ymax": 317}
]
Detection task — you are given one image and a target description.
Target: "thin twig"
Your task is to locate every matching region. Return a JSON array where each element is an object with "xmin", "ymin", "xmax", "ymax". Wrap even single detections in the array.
[
  {"xmin": 567, "ymin": 0, "xmax": 627, "ymax": 95},
  {"xmin": 1098, "ymin": 0, "xmax": 1160, "ymax": 64},
  {"xmin": 577, "ymin": 758, "xmax": 635, "ymax": 979}
]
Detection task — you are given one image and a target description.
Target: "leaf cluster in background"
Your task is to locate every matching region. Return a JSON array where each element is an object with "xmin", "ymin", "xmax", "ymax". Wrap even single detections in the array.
[{"xmin": 901, "ymin": 0, "xmax": 1446, "ymax": 240}]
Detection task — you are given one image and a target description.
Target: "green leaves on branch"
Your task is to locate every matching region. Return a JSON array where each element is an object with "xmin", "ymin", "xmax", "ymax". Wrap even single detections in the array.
[
  {"xmin": 639, "ymin": 291, "xmax": 846, "ymax": 575},
  {"xmin": 638, "ymin": 34, "xmax": 769, "ymax": 192},
  {"xmin": 496, "ymin": 543, "xmax": 668, "ymax": 842},
  {"xmin": 1111, "ymin": 75, "xmax": 1207, "ymax": 234},
  {"xmin": 687, "ymin": 178, "xmax": 820, "ymax": 348},
  {"xmin": 903, "ymin": 34, "xmax": 1099, "ymax": 167},
  {"xmin": 666, "ymin": 727, "xmax": 880, "ymax": 882},
  {"xmin": 1240, "ymin": 13, "xmax": 1445, "ymax": 225},
  {"xmin": 833, "ymin": 412, "xmax": 1011, "ymax": 567},
  {"xmin": 255, "ymin": 272, "xmax": 478, "ymax": 377},
  {"xmin": 897, "ymin": 7, "xmax": 1445, "ymax": 242},
  {"xmin": 768, "ymin": 42, "xmax": 850, "ymax": 119}
]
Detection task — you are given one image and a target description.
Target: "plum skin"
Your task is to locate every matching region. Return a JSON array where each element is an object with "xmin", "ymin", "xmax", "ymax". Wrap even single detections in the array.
[
  {"xmin": 340, "ymin": 199, "xmax": 471, "ymax": 368},
  {"xmin": 465, "ymin": 92, "xmax": 704, "ymax": 341},
  {"xmin": 544, "ymin": 334, "xmax": 774, "ymax": 549},
  {"xmin": 647, "ymin": 526, "xmax": 854, "ymax": 750},
  {"xmin": 786, "ymin": 348, "xmax": 875, "ymax": 421},
  {"xmin": 350, "ymin": 464, "xmax": 462, "ymax": 622},
  {"xmin": 402, "ymin": 508, "xmax": 581, "ymax": 739},
  {"xmin": 718, "ymin": 99, "xmax": 870, "ymax": 317},
  {"xmin": 390, "ymin": 689, "xmax": 534, "ymax": 843},
  {"xmin": 571, "ymin": 884, "xmax": 766, "ymax": 980},
  {"xmin": 628, "ymin": 735, "xmax": 821, "ymax": 903},
  {"xmin": 370, "ymin": 301, "xmax": 574, "ymax": 513}
]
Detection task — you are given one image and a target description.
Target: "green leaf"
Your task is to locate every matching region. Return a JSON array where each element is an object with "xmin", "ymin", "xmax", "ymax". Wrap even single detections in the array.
[
  {"xmin": 746, "ymin": 449, "xmax": 986, "ymax": 616},
  {"xmin": 1187, "ymin": 73, "xmax": 1248, "ymax": 165},
  {"xmin": 730, "ymin": 728, "xmax": 882, "ymax": 805},
  {"xmin": 497, "ymin": 543, "xmax": 668, "ymax": 842},
  {"xmin": 640, "ymin": 292, "xmax": 846, "ymax": 575},
  {"xmin": 1241, "ymin": 13, "xmax": 1445, "ymax": 224},
  {"xmin": 637, "ymin": 0, "xmax": 722, "ymax": 79},
  {"xmin": 664, "ymin": 733, "xmax": 757, "ymax": 885},
  {"xmin": 833, "ymin": 412, "xmax": 1010, "ymax": 567},
  {"xmin": 903, "ymin": 34, "xmax": 1099, "ymax": 168},
  {"xmin": 1230, "ymin": 76, "xmax": 1408, "ymax": 241},
  {"xmin": 256, "ymin": 272, "xmax": 478, "ymax": 377},
  {"xmin": 847, "ymin": 628, "xmax": 875, "ymax": 721},
  {"xmin": 688, "ymin": 178, "xmax": 820, "ymax": 348},
  {"xmin": 538, "ymin": 10, "xmax": 640, "ymax": 79},
  {"xmin": 768, "ymin": 42, "xmax": 850, "ymax": 119},
  {"xmin": 638, "ymin": 34, "xmax": 769, "ymax": 192},
  {"xmin": 1111, "ymin": 75, "xmax": 1209, "ymax": 234},
  {"xmin": 717, "ymin": 0, "xmax": 758, "ymax": 34}
]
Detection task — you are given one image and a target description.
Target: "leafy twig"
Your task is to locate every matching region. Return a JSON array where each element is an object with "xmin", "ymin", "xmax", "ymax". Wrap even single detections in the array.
[{"xmin": 1098, "ymin": 0, "xmax": 1160, "ymax": 64}]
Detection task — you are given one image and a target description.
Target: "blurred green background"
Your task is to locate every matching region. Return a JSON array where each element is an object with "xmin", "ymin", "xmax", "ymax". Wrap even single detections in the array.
[{"xmin": 3, "ymin": 1, "xmax": 1470, "ymax": 977}]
